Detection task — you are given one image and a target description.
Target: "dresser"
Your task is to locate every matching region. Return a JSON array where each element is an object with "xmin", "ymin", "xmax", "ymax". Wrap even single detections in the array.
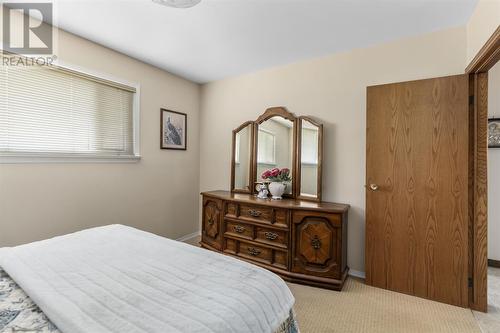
[{"xmin": 200, "ymin": 190, "xmax": 350, "ymax": 290}]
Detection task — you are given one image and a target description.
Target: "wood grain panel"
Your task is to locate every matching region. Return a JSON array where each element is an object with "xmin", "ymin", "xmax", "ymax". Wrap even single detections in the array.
[
  {"xmin": 472, "ymin": 73, "xmax": 488, "ymax": 312},
  {"xmin": 292, "ymin": 210, "xmax": 341, "ymax": 279},
  {"xmin": 465, "ymin": 26, "xmax": 498, "ymax": 312},
  {"xmin": 201, "ymin": 197, "xmax": 223, "ymax": 250},
  {"xmin": 468, "ymin": 74, "xmax": 475, "ymax": 305},
  {"xmin": 366, "ymin": 75, "xmax": 469, "ymax": 307}
]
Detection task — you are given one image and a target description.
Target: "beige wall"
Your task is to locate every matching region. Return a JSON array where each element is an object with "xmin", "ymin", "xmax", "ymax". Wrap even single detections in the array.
[
  {"xmin": 0, "ymin": 28, "xmax": 200, "ymax": 246},
  {"xmin": 489, "ymin": 62, "xmax": 500, "ymax": 260},
  {"xmin": 466, "ymin": 0, "xmax": 500, "ymax": 63},
  {"xmin": 199, "ymin": 27, "xmax": 467, "ymax": 273}
]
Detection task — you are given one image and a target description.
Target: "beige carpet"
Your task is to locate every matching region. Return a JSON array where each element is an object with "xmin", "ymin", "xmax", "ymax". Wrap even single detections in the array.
[
  {"xmin": 185, "ymin": 236, "xmax": 480, "ymax": 332},
  {"xmin": 289, "ymin": 279, "xmax": 480, "ymax": 333}
]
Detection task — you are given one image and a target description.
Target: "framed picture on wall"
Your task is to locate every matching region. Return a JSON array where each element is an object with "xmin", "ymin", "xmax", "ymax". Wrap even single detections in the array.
[
  {"xmin": 161, "ymin": 109, "xmax": 187, "ymax": 150},
  {"xmin": 489, "ymin": 118, "xmax": 500, "ymax": 148}
]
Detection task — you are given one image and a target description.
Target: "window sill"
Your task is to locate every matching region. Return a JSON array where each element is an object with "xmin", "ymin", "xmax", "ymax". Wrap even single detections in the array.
[{"xmin": 0, "ymin": 154, "xmax": 141, "ymax": 164}]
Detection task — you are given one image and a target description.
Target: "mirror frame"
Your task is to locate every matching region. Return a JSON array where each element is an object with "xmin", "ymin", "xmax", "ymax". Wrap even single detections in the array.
[
  {"xmin": 296, "ymin": 116, "xmax": 323, "ymax": 202},
  {"xmin": 230, "ymin": 121, "xmax": 255, "ymax": 194},
  {"xmin": 230, "ymin": 106, "xmax": 323, "ymax": 201}
]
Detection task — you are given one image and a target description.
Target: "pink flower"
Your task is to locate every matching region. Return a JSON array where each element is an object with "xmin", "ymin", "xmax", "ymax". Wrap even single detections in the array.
[
  {"xmin": 280, "ymin": 168, "xmax": 290, "ymax": 175},
  {"xmin": 261, "ymin": 170, "xmax": 271, "ymax": 179},
  {"xmin": 270, "ymin": 168, "xmax": 280, "ymax": 177}
]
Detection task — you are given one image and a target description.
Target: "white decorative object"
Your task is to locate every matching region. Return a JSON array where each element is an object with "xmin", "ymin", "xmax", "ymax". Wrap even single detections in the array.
[
  {"xmin": 269, "ymin": 182, "xmax": 286, "ymax": 200},
  {"xmin": 256, "ymin": 183, "xmax": 269, "ymax": 199},
  {"xmin": 152, "ymin": 0, "xmax": 201, "ymax": 8}
]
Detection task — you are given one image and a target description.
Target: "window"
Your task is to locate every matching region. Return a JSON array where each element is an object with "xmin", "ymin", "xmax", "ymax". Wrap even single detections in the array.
[
  {"xmin": 0, "ymin": 55, "xmax": 140, "ymax": 162},
  {"xmin": 258, "ymin": 129, "xmax": 275, "ymax": 164},
  {"xmin": 235, "ymin": 132, "xmax": 240, "ymax": 164},
  {"xmin": 301, "ymin": 128, "xmax": 318, "ymax": 164}
]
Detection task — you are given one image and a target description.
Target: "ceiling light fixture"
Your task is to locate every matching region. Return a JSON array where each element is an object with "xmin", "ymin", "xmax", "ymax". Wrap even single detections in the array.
[{"xmin": 152, "ymin": 0, "xmax": 202, "ymax": 8}]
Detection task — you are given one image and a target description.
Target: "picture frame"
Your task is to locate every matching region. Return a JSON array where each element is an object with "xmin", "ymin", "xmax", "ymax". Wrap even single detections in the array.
[
  {"xmin": 488, "ymin": 118, "xmax": 500, "ymax": 148},
  {"xmin": 161, "ymin": 109, "xmax": 187, "ymax": 150}
]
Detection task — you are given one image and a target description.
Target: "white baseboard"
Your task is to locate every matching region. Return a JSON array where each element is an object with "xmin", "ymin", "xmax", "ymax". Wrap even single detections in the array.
[
  {"xmin": 176, "ymin": 230, "xmax": 201, "ymax": 242},
  {"xmin": 349, "ymin": 269, "xmax": 366, "ymax": 279}
]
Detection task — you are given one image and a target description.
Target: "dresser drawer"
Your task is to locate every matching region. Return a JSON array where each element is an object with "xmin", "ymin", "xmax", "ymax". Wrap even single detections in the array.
[
  {"xmin": 235, "ymin": 203, "xmax": 289, "ymax": 228},
  {"xmin": 255, "ymin": 227, "xmax": 287, "ymax": 248},
  {"xmin": 237, "ymin": 241, "xmax": 273, "ymax": 265},
  {"xmin": 238, "ymin": 203, "xmax": 273, "ymax": 222},
  {"xmin": 234, "ymin": 240, "xmax": 289, "ymax": 270},
  {"xmin": 225, "ymin": 221, "xmax": 253, "ymax": 240}
]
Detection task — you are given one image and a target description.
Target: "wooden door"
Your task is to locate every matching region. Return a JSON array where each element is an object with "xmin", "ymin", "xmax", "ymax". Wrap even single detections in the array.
[
  {"xmin": 201, "ymin": 197, "xmax": 223, "ymax": 250},
  {"xmin": 366, "ymin": 75, "xmax": 469, "ymax": 307},
  {"xmin": 292, "ymin": 211, "xmax": 342, "ymax": 279}
]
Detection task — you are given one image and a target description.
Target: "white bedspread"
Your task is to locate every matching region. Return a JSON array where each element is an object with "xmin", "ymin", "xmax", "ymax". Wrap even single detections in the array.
[{"xmin": 0, "ymin": 225, "xmax": 295, "ymax": 333}]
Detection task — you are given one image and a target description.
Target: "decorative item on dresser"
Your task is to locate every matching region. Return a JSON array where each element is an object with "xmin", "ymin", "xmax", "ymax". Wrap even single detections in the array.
[{"xmin": 202, "ymin": 106, "xmax": 350, "ymax": 290}]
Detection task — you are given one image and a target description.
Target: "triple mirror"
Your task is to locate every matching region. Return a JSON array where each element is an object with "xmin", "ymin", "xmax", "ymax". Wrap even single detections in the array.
[{"xmin": 231, "ymin": 107, "xmax": 323, "ymax": 201}]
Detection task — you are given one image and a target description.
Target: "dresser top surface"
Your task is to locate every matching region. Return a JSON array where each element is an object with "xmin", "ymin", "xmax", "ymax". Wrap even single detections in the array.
[{"xmin": 201, "ymin": 190, "xmax": 350, "ymax": 213}]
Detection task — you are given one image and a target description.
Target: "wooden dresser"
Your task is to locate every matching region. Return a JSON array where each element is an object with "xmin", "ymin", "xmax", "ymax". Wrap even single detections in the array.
[{"xmin": 200, "ymin": 190, "xmax": 350, "ymax": 290}]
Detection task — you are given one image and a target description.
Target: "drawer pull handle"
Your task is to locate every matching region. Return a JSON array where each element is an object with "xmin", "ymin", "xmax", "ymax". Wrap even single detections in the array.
[
  {"xmin": 248, "ymin": 209, "xmax": 262, "ymax": 217},
  {"xmin": 265, "ymin": 232, "xmax": 278, "ymax": 240},
  {"xmin": 233, "ymin": 225, "xmax": 245, "ymax": 233},
  {"xmin": 311, "ymin": 235, "xmax": 322, "ymax": 250},
  {"xmin": 248, "ymin": 247, "xmax": 261, "ymax": 256}
]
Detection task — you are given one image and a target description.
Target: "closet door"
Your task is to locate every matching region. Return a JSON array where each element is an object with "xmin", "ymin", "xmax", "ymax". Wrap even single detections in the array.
[{"xmin": 365, "ymin": 75, "xmax": 469, "ymax": 307}]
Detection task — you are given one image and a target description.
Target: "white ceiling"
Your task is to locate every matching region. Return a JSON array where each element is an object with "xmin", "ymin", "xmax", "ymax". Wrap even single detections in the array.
[{"xmin": 53, "ymin": 0, "xmax": 478, "ymax": 83}]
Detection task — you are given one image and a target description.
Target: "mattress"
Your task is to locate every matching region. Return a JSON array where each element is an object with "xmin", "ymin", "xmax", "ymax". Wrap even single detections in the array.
[
  {"xmin": 0, "ymin": 267, "xmax": 298, "ymax": 333},
  {"xmin": 0, "ymin": 225, "xmax": 299, "ymax": 333}
]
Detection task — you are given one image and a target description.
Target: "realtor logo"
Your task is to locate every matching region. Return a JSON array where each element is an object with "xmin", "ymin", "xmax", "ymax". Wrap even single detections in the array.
[{"xmin": 2, "ymin": 2, "xmax": 53, "ymax": 54}]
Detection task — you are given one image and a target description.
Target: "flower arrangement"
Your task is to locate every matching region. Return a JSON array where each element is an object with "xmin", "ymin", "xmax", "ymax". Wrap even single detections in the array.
[{"xmin": 261, "ymin": 167, "xmax": 291, "ymax": 182}]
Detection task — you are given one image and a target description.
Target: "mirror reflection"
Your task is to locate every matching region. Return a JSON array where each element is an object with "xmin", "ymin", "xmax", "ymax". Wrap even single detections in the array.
[
  {"xmin": 300, "ymin": 119, "xmax": 319, "ymax": 197},
  {"xmin": 234, "ymin": 124, "xmax": 252, "ymax": 190},
  {"xmin": 257, "ymin": 116, "xmax": 294, "ymax": 194}
]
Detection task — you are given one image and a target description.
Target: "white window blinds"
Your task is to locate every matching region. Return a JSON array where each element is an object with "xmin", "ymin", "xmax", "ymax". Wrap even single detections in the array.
[
  {"xmin": 257, "ymin": 129, "xmax": 275, "ymax": 164},
  {"xmin": 0, "ymin": 60, "xmax": 137, "ymax": 159}
]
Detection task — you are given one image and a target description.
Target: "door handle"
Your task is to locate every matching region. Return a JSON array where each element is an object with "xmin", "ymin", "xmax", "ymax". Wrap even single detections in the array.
[{"xmin": 366, "ymin": 184, "xmax": 379, "ymax": 191}]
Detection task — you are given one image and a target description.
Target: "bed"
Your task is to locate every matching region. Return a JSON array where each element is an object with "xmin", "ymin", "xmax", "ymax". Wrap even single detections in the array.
[{"xmin": 0, "ymin": 225, "xmax": 299, "ymax": 333}]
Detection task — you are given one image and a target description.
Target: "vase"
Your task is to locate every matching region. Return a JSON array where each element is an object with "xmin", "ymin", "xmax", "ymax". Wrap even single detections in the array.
[{"xmin": 269, "ymin": 182, "xmax": 286, "ymax": 200}]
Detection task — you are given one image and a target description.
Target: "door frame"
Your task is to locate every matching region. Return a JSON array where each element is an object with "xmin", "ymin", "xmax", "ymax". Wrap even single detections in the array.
[{"xmin": 467, "ymin": 26, "xmax": 500, "ymax": 312}]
